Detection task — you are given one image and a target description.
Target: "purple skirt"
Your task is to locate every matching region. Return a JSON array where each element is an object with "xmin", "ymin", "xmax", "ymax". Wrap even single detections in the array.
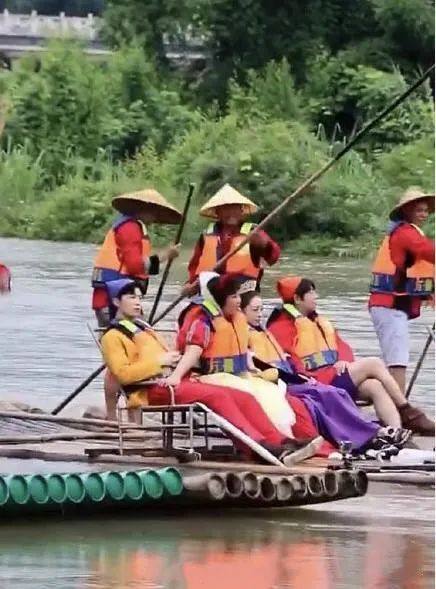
[{"xmin": 288, "ymin": 382, "xmax": 379, "ymax": 451}]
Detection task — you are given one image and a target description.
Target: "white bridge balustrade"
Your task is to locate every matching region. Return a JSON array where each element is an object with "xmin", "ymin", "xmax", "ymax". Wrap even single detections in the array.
[
  {"xmin": 0, "ymin": 9, "xmax": 99, "ymax": 40},
  {"xmin": 0, "ymin": 10, "xmax": 208, "ymax": 63}
]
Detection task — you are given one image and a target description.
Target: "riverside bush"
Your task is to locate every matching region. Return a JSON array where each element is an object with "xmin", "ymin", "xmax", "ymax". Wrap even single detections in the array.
[{"xmin": 0, "ymin": 29, "xmax": 433, "ymax": 254}]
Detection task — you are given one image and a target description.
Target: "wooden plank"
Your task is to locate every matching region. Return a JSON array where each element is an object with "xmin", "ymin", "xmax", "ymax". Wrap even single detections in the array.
[{"xmin": 0, "ymin": 444, "xmax": 327, "ymax": 475}]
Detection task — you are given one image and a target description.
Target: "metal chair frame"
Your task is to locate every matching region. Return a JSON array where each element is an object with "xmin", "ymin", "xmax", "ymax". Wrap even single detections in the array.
[{"xmin": 116, "ymin": 382, "xmax": 236, "ymax": 460}]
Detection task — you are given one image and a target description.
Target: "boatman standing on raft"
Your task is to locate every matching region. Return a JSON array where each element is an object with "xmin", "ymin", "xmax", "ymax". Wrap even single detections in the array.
[
  {"xmin": 369, "ymin": 188, "xmax": 435, "ymax": 395},
  {"xmin": 184, "ymin": 183, "xmax": 280, "ymax": 294},
  {"xmin": 91, "ymin": 189, "xmax": 182, "ymax": 327}
]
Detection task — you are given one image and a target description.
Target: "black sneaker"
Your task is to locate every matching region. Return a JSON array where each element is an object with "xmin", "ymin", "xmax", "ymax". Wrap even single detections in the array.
[{"xmin": 376, "ymin": 427, "xmax": 412, "ymax": 448}]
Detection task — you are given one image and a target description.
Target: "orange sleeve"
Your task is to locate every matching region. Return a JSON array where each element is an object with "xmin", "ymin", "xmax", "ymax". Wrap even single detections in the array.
[{"xmin": 101, "ymin": 330, "xmax": 162, "ymax": 385}]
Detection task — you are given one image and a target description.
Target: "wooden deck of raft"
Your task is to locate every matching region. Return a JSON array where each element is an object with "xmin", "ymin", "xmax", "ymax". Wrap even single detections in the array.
[{"xmin": 0, "ymin": 411, "xmax": 433, "ymax": 489}]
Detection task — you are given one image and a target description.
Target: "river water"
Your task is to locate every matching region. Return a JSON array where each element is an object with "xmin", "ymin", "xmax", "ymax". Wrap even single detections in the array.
[{"xmin": 0, "ymin": 237, "xmax": 434, "ymax": 589}]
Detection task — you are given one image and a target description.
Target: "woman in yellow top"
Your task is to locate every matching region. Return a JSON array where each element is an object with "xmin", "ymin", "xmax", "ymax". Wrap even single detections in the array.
[{"xmin": 99, "ymin": 278, "xmax": 310, "ymax": 462}]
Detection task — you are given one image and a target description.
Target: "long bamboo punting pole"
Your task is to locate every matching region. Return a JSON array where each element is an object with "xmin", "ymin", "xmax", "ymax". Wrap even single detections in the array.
[
  {"xmin": 148, "ymin": 183, "xmax": 195, "ymax": 323},
  {"xmin": 150, "ymin": 65, "xmax": 435, "ymax": 326},
  {"xmin": 406, "ymin": 321, "xmax": 435, "ymax": 399}
]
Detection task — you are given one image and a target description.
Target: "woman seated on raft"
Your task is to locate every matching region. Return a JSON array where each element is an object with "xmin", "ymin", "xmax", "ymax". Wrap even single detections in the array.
[
  {"xmin": 240, "ymin": 290, "xmax": 412, "ymax": 453},
  {"xmin": 267, "ymin": 276, "xmax": 434, "ymax": 436},
  {"xmin": 166, "ymin": 272, "xmax": 326, "ymax": 459},
  {"xmin": 99, "ymin": 278, "xmax": 319, "ymax": 463}
]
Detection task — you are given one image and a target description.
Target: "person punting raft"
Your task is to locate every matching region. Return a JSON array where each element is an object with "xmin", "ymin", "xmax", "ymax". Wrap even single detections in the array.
[
  {"xmin": 100, "ymin": 277, "xmax": 321, "ymax": 464},
  {"xmin": 184, "ymin": 183, "xmax": 280, "ymax": 294},
  {"xmin": 91, "ymin": 189, "xmax": 182, "ymax": 328},
  {"xmin": 369, "ymin": 188, "xmax": 435, "ymax": 396},
  {"xmin": 0, "ymin": 263, "xmax": 11, "ymax": 293},
  {"xmin": 267, "ymin": 276, "xmax": 435, "ymax": 436}
]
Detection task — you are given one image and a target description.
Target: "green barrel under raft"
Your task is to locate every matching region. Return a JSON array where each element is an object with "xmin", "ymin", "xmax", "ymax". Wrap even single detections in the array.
[{"xmin": 0, "ymin": 467, "xmax": 184, "ymax": 516}]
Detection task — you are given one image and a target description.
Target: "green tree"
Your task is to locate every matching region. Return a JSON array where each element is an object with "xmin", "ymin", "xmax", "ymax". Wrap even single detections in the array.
[{"xmin": 102, "ymin": 0, "xmax": 194, "ymax": 66}]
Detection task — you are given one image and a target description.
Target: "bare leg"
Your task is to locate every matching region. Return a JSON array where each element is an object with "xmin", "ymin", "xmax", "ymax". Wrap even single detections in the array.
[
  {"xmin": 358, "ymin": 379, "xmax": 402, "ymax": 428},
  {"xmin": 388, "ymin": 366, "xmax": 407, "ymax": 396},
  {"xmin": 347, "ymin": 357, "xmax": 406, "ymax": 407},
  {"xmin": 103, "ymin": 370, "xmax": 118, "ymax": 421}
]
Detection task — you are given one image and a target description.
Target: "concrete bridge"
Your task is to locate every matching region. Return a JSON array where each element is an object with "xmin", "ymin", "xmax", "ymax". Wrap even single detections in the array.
[{"xmin": 0, "ymin": 10, "xmax": 207, "ymax": 65}]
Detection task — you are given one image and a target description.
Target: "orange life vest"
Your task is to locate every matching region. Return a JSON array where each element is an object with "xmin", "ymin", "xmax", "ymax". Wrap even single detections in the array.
[
  {"xmin": 280, "ymin": 304, "xmax": 338, "ymax": 371},
  {"xmin": 248, "ymin": 325, "xmax": 287, "ymax": 365},
  {"xmin": 91, "ymin": 216, "xmax": 151, "ymax": 287},
  {"xmin": 200, "ymin": 299, "xmax": 249, "ymax": 375},
  {"xmin": 195, "ymin": 222, "xmax": 259, "ymax": 280},
  {"xmin": 370, "ymin": 222, "xmax": 434, "ymax": 297}
]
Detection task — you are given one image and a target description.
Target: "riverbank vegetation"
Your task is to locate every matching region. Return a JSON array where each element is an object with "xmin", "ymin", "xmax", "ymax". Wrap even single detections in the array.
[{"xmin": 0, "ymin": 0, "xmax": 433, "ymax": 254}]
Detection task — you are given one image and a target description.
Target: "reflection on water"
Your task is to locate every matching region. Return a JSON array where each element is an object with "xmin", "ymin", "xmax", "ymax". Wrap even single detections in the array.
[
  {"xmin": 0, "ymin": 238, "xmax": 433, "ymax": 414},
  {"xmin": 0, "ymin": 505, "xmax": 433, "ymax": 589}
]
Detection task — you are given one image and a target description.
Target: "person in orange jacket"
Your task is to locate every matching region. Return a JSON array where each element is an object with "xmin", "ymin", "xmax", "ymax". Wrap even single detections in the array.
[
  {"xmin": 92, "ymin": 189, "xmax": 182, "ymax": 327},
  {"xmin": 267, "ymin": 276, "xmax": 434, "ymax": 436},
  {"xmin": 184, "ymin": 184, "xmax": 280, "ymax": 295},
  {"xmin": 369, "ymin": 188, "xmax": 434, "ymax": 394}
]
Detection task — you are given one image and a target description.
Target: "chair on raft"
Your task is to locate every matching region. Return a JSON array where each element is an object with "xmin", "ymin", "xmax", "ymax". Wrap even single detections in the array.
[{"xmin": 88, "ymin": 324, "xmax": 283, "ymax": 466}]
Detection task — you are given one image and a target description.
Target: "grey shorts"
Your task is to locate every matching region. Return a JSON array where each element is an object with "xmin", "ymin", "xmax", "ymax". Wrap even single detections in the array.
[
  {"xmin": 369, "ymin": 306, "xmax": 409, "ymax": 367},
  {"xmin": 95, "ymin": 307, "xmax": 111, "ymax": 329}
]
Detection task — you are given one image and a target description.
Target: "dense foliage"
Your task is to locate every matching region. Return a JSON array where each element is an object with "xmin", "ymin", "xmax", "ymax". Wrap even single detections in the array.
[{"xmin": 0, "ymin": 0, "xmax": 433, "ymax": 254}]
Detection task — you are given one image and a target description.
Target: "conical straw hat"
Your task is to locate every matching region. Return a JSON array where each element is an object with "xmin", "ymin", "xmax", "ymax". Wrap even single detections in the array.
[
  {"xmin": 112, "ymin": 189, "xmax": 182, "ymax": 224},
  {"xmin": 389, "ymin": 187, "xmax": 435, "ymax": 221},
  {"xmin": 199, "ymin": 184, "xmax": 259, "ymax": 219}
]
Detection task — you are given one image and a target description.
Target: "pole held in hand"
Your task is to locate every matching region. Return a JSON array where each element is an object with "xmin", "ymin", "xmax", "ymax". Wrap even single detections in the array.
[
  {"xmin": 150, "ymin": 65, "xmax": 435, "ymax": 326},
  {"xmin": 148, "ymin": 183, "xmax": 195, "ymax": 323}
]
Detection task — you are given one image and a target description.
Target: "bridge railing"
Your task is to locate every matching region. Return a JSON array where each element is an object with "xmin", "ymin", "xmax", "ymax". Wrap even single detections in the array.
[{"xmin": 0, "ymin": 10, "xmax": 99, "ymax": 40}]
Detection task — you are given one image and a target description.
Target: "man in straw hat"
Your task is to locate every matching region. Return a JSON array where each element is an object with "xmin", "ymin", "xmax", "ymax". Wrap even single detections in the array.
[
  {"xmin": 184, "ymin": 183, "xmax": 280, "ymax": 295},
  {"xmin": 369, "ymin": 187, "xmax": 435, "ymax": 395},
  {"xmin": 91, "ymin": 188, "xmax": 182, "ymax": 327}
]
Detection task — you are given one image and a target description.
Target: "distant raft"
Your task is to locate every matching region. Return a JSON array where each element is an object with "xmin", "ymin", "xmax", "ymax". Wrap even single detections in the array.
[{"xmin": 0, "ymin": 264, "xmax": 11, "ymax": 293}]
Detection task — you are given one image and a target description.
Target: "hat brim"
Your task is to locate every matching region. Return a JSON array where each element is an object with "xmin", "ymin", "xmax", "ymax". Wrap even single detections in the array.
[
  {"xmin": 389, "ymin": 195, "xmax": 435, "ymax": 221},
  {"xmin": 200, "ymin": 203, "xmax": 258, "ymax": 219},
  {"xmin": 112, "ymin": 197, "xmax": 182, "ymax": 224}
]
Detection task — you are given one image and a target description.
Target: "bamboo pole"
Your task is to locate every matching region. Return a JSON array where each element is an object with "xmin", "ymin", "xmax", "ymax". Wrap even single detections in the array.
[
  {"xmin": 406, "ymin": 321, "xmax": 435, "ymax": 399},
  {"xmin": 150, "ymin": 65, "xmax": 435, "ymax": 326},
  {"xmin": 148, "ymin": 183, "xmax": 195, "ymax": 323},
  {"xmin": 51, "ymin": 364, "xmax": 106, "ymax": 415},
  {"xmin": 0, "ymin": 432, "xmax": 161, "ymax": 444},
  {"xmin": 0, "ymin": 411, "xmax": 120, "ymax": 429}
]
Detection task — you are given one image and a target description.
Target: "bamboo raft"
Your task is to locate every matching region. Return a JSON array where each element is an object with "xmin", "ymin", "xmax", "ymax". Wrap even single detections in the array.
[
  {"xmin": 0, "ymin": 407, "xmax": 433, "ymax": 520},
  {"xmin": 0, "ymin": 410, "xmax": 370, "ymax": 517}
]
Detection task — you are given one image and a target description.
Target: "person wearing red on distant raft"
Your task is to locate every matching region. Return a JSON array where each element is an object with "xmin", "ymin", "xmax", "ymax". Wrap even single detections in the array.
[
  {"xmin": 369, "ymin": 188, "xmax": 435, "ymax": 395},
  {"xmin": 184, "ymin": 183, "xmax": 280, "ymax": 295},
  {"xmin": 0, "ymin": 263, "xmax": 11, "ymax": 293},
  {"xmin": 91, "ymin": 188, "xmax": 182, "ymax": 327},
  {"xmin": 267, "ymin": 276, "xmax": 435, "ymax": 436}
]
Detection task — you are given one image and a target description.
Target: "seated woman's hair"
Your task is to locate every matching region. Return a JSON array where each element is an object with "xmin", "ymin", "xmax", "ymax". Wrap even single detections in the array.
[
  {"xmin": 207, "ymin": 274, "xmax": 240, "ymax": 307},
  {"xmin": 240, "ymin": 290, "xmax": 260, "ymax": 310},
  {"xmin": 295, "ymin": 279, "xmax": 316, "ymax": 299},
  {"xmin": 117, "ymin": 281, "xmax": 147, "ymax": 299}
]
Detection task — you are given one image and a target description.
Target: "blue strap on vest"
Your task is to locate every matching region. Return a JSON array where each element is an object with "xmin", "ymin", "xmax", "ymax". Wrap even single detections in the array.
[{"xmin": 200, "ymin": 353, "xmax": 248, "ymax": 375}]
